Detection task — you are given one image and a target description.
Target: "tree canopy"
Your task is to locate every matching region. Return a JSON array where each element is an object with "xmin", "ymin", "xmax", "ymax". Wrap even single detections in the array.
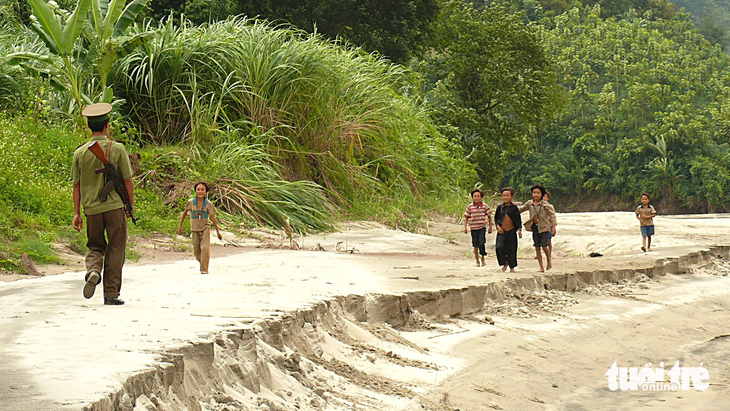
[{"xmin": 502, "ymin": 6, "xmax": 730, "ymax": 212}]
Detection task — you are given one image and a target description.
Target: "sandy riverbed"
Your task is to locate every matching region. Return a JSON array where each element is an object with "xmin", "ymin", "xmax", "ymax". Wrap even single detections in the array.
[{"xmin": 1, "ymin": 211, "xmax": 729, "ymax": 410}]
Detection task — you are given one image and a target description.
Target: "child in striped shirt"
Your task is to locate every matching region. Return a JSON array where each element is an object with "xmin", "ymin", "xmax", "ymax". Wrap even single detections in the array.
[{"xmin": 463, "ymin": 189, "xmax": 494, "ymax": 267}]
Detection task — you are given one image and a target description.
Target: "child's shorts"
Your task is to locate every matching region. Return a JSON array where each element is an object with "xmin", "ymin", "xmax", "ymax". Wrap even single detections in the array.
[
  {"xmin": 532, "ymin": 225, "xmax": 550, "ymax": 248},
  {"xmin": 470, "ymin": 227, "xmax": 486, "ymax": 248},
  {"xmin": 641, "ymin": 225, "xmax": 655, "ymax": 237}
]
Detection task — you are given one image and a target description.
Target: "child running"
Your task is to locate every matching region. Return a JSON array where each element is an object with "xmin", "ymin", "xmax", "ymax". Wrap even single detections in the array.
[
  {"xmin": 519, "ymin": 184, "xmax": 557, "ymax": 272},
  {"xmin": 495, "ymin": 187, "xmax": 522, "ymax": 272},
  {"xmin": 463, "ymin": 189, "xmax": 493, "ymax": 267},
  {"xmin": 636, "ymin": 192, "xmax": 657, "ymax": 252},
  {"xmin": 178, "ymin": 182, "xmax": 223, "ymax": 274}
]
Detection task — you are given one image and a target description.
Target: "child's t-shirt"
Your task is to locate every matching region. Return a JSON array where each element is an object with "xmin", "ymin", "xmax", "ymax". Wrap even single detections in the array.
[
  {"xmin": 635, "ymin": 204, "xmax": 656, "ymax": 226},
  {"xmin": 464, "ymin": 202, "xmax": 492, "ymax": 231},
  {"xmin": 185, "ymin": 197, "xmax": 217, "ymax": 231}
]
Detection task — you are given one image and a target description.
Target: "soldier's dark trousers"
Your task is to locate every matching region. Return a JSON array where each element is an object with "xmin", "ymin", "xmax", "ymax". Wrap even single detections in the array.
[
  {"xmin": 495, "ymin": 229, "xmax": 518, "ymax": 268},
  {"xmin": 85, "ymin": 208, "xmax": 127, "ymax": 298}
]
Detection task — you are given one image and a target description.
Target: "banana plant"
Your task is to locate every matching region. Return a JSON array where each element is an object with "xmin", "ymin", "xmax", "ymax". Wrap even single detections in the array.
[
  {"xmin": 85, "ymin": 0, "xmax": 153, "ymax": 100},
  {"xmin": 7, "ymin": 0, "xmax": 92, "ymax": 123}
]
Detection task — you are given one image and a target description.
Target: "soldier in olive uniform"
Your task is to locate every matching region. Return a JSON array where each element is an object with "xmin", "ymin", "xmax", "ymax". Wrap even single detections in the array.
[{"xmin": 71, "ymin": 103, "xmax": 134, "ymax": 306}]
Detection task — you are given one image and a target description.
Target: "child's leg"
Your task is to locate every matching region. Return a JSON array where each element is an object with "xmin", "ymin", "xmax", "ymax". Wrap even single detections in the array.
[
  {"xmin": 473, "ymin": 247, "xmax": 480, "ymax": 266},
  {"xmin": 479, "ymin": 228, "xmax": 487, "ymax": 266},
  {"xmin": 192, "ymin": 231, "xmax": 202, "ymax": 262},
  {"xmin": 507, "ymin": 232, "xmax": 518, "ymax": 270},
  {"xmin": 642, "ymin": 235, "xmax": 647, "ymax": 251},
  {"xmin": 536, "ymin": 247, "xmax": 544, "ymax": 272},
  {"xmin": 200, "ymin": 228, "xmax": 211, "ymax": 273},
  {"xmin": 543, "ymin": 246, "xmax": 552, "ymax": 270},
  {"xmin": 647, "ymin": 236, "xmax": 652, "ymax": 251},
  {"xmin": 496, "ymin": 234, "xmax": 507, "ymax": 270}
]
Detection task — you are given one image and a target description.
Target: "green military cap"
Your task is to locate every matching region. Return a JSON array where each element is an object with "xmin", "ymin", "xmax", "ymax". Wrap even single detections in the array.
[{"xmin": 82, "ymin": 103, "xmax": 112, "ymax": 127}]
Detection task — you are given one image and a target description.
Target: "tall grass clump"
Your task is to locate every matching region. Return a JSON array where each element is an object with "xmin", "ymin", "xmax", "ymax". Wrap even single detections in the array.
[
  {"xmin": 113, "ymin": 16, "xmax": 474, "ymax": 229},
  {"xmin": 203, "ymin": 130, "xmax": 334, "ymax": 232}
]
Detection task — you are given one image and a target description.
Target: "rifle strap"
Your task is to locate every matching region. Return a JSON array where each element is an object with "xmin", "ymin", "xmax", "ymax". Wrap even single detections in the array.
[{"xmin": 105, "ymin": 139, "xmax": 114, "ymax": 161}]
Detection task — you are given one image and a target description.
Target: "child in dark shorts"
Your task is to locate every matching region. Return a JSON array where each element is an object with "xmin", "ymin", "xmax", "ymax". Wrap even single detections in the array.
[
  {"xmin": 464, "ymin": 189, "xmax": 493, "ymax": 267},
  {"xmin": 519, "ymin": 184, "xmax": 557, "ymax": 272}
]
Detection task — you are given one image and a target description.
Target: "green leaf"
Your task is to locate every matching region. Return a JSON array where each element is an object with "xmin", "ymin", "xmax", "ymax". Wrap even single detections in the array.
[
  {"xmin": 114, "ymin": 0, "xmax": 150, "ymax": 37},
  {"xmin": 102, "ymin": 0, "xmax": 126, "ymax": 39},
  {"xmin": 28, "ymin": 21, "xmax": 60, "ymax": 54},
  {"xmin": 90, "ymin": 0, "xmax": 104, "ymax": 38},
  {"xmin": 60, "ymin": 0, "xmax": 92, "ymax": 54},
  {"xmin": 101, "ymin": 86, "xmax": 114, "ymax": 103},
  {"xmin": 99, "ymin": 0, "xmax": 109, "ymax": 17},
  {"xmin": 27, "ymin": 0, "xmax": 64, "ymax": 54},
  {"xmin": 117, "ymin": 31, "xmax": 153, "ymax": 58},
  {"xmin": 5, "ymin": 51, "xmax": 54, "ymax": 65}
]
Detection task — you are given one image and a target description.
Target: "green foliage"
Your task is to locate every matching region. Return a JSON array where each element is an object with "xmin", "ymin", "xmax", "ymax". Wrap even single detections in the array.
[
  {"xmin": 19, "ymin": 237, "xmax": 60, "ymax": 264},
  {"xmin": 674, "ymin": 0, "xmax": 730, "ymax": 50},
  {"xmin": 4, "ymin": 0, "xmax": 150, "ymax": 123},
  {"xmin": 0, "ymin": 113, "xmax": 183, "ymax": 271},
  {"xmin": 147, "ymin": 0, "xmax": 438, "ymax": 63},
  {"xmin": 7, "ymin": 0, "xmax": 92, "ymax": 121},
  {"xmin": 421, "ymin": 0, "xmax": 561, "ymax": 186},
  {"xmin": 190, "ymin": 130, "xmax": 335, "ymax": 233},
  {"xmin": 501, "ymin": 6, "xmax": 730, "ymax": 211},
  {"xmin": 114, "ymin": 17, "xmax": 473, "ymax": 230},
  {"xmin": 85, "ymin": 0, "xmax": 153, "ymax": 93}
]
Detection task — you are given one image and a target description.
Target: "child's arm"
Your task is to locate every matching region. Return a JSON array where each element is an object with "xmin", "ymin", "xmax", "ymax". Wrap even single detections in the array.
[
  {"xmin": 463, "ymin": 216, "xmax": 469, "ymax": 233},
  {"xmin": 178, "ymin": 210, "xmax": 188, "ymax": 235},
  {"xmin": 211, "ymin": 214, "xmax": 223, "ymax": 240},
  {"xmin": 487, "ymin": 213, "xmax": 494, "ymax": 233}
]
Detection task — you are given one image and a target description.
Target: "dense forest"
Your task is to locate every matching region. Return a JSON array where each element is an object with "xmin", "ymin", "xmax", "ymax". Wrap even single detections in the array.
[{"xmin": 1, "ymin": 0, "xmax": 729, "ymax": 269}]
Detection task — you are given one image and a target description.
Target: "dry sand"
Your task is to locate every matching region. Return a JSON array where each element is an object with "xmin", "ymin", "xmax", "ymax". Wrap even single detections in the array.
[{"xmin": 1, "ymin": 211, "xmax": 729, "ymax": 410}]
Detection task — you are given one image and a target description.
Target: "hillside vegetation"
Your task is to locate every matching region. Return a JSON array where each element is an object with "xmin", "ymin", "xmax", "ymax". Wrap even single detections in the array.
[{"xmin": 2, "ymin": 0, "xmax": 730, "ymax": 272}]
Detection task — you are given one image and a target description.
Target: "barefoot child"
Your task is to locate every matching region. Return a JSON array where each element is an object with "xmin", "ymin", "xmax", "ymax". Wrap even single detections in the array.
[
  {"xmin": 519, "ymin": 184, "xmax": 557, "ymax": 272},
  {"xmin": 463, "ymin": 189, "xmax": 493, "ymax": 267},
  {"xmin": 178, "ymin": 182, "xmax": 223, "ymax": 274},
  {"xmin": 495, "ymin": 187, "xmax": 522, "ymax": 272},
  {"xmin": 636, "ymin": 192, "xmax": 657, "ymax": 252}
]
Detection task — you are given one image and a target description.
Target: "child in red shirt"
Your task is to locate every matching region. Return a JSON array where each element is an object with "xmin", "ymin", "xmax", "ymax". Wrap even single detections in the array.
[{"xmin": 464, "ymin": 189, "xmax": 493, "ymax": 267}]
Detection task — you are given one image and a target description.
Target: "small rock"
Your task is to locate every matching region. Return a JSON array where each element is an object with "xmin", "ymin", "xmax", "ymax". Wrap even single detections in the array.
[
  {"xmin": 133, "ymin": 394, "xmax": 157, "ymax": 411},
  {"xmin": 20, "ymin": 253, "xmax": 42, "ymax": 276},
  {"xmin": 310, "ymin": 396, "xmax": 322, "ymax": 407},
  {"xmin": 484, "ymin": 315, "xmax": 495, "ymax": 325},
  {"xmin": 119, "ymin": 393, "xmax": 134, "ymax": 411},
  {"xmin": 314, "ymin": 388, "xmax": 326, "ymax": 397},
  {"xmin": 289, "ymin": 352, "xmax": 301, "ymax": 364},
  {"xmin": 365, "ymin": 354, "xmax": 376, "ymax": 363}
]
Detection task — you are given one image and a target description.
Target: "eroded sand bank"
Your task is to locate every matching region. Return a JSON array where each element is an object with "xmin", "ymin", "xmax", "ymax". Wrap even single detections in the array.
[{"xmin": 1, "ymin": 212, "xmax": 729, "ymax": 410}]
